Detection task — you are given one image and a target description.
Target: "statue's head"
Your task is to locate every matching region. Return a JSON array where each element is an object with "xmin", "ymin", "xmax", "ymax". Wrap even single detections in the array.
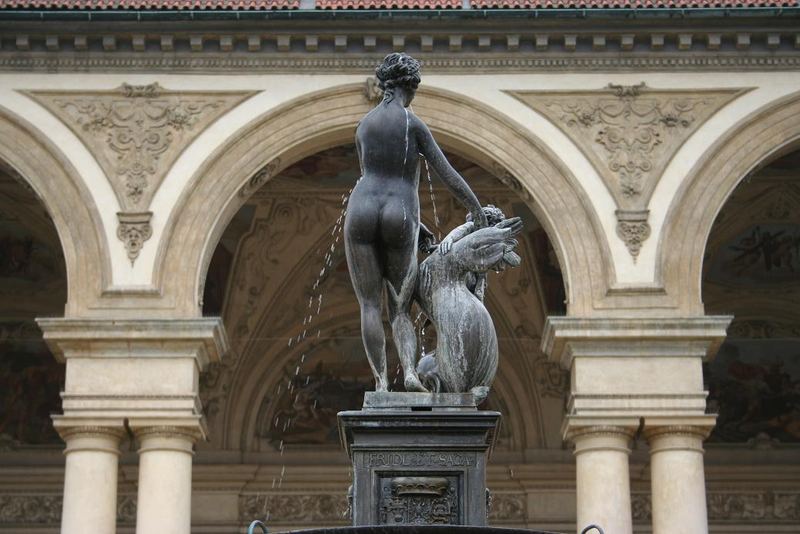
[
  {"xmin": 466, "ymin": 204, "xmax": 506, "ymax": 226},
  {"xmin": 375, "ymin": 53, "xmax": 421, "ymax": 107}
]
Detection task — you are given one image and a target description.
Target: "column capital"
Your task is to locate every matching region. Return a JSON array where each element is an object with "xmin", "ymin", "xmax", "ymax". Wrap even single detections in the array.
[
  {"xmin": 561, "ymin": 418, "xmax": 639, "ymax": 454},
  {"xmin": 644, "ymin": 420, "xmax": 715, "ymax": 455},
  {"xmin": 36, "ymin": 317, "xmax": 229, "ymax": 368},
  {"xmin": 132, "ymin": 424, "xmax": 203, "ymax": 441},
  {"xmin": 541, "ymin": 315, "xmax": 732, "ymax": 369},
  {"xmin": 53, "ymin": 416, "xmax": 126, "ymax": 440}
]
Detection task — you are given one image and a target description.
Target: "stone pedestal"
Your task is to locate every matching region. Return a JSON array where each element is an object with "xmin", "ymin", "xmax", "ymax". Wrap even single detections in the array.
[{"xmin": 338, "ymin": 392, "xmax": 500, "ymax": 527}]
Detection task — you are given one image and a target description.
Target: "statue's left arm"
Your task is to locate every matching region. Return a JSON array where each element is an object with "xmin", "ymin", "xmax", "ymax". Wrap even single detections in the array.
[{"xmin": 413, "ymin": 116, "xmax": 488, "ymax": 229}]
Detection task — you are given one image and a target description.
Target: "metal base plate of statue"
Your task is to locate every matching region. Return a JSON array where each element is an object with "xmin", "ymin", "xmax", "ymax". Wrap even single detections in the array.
[{"xmin": 338, "ymin": 392, "xmax": 500, "ymax": 527}]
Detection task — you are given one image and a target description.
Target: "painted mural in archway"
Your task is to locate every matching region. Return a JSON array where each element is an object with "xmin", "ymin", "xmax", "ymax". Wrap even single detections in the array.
[
  {"xmin": 703, "ymin": 149, "xmax": 800, "ymax": 443},
  {"xmin": 0, "ymin": 165, "xmax": 66, "ymax": 446}
]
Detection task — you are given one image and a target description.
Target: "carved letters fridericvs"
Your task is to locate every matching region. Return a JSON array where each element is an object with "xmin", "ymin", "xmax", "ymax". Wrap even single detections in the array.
[
  {"xmin": 26, "ymin": 84, "xmax": 254, "ymax": 264},
  {"xmin": 509, "ymin": 85, "xmax": 746, "ymax": 259}
]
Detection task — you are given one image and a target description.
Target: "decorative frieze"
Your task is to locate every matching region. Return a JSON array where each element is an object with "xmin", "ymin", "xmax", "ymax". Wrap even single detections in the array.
[
  {"xmin": 510, "ymin": 84, "xmax": 744, "ymax": 259},
  {"xmin": 487, "ymin": 492, "xmax": 527, "ymax": 522},
  {"xmin": 4, "ymin": 55, "xmax": 800, "ymax": 74},
  {"xmin": 238, "ymin": 493, "xmax": 348, "ymax": 523},
  {"xmin": 0, "ymin": 494, "xmax": 137, "ymax": 524}
]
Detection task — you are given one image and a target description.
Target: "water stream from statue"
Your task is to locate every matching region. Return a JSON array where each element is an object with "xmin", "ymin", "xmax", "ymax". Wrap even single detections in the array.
[{"xmin": 259, "ymin": 146, "xmax": 443, "ymax": 524}]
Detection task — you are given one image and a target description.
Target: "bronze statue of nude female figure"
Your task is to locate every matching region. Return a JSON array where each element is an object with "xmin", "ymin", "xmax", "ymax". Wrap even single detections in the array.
[{"xmin": 344, "ymin": 53, "xmax": 487, "ymax": 393}]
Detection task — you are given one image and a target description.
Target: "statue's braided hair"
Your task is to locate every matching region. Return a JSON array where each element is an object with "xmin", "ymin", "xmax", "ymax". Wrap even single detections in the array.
[{"xmin": 375, "ymin": 53, "xmax": 421, "ymax": 101}]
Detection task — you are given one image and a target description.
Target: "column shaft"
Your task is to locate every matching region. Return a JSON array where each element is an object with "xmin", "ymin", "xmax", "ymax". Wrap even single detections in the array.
[
  {"xmin": 59, "ymin": 426, "xmax": 124, "ymax": 534},
  {"xmin": 572, "ymin": 426, "xmax": 634, "ymax": 534},
  {"xmin": 134, "ymin": 427, "xmax": 198, "ymax": 534},
  {"xmin": 647, "ymin": 426, "xmax": 710, "ymax": 534}
]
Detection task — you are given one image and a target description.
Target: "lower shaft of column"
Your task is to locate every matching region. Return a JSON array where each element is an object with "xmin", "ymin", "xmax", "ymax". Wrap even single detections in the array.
[
  {"xmin": 648, "ymin": 427, "xmax": 709, "ymax": 534},
  {"xmin": 60, "ymin": 428, "xmax": 123, "ymax": 534},
  {"xmin": 134, "ymin": 428, "xmax": 197, "ymax": 534},
  {"xmin": 573, "ymin": 427, "xmax": 634, "ymax": 534}
]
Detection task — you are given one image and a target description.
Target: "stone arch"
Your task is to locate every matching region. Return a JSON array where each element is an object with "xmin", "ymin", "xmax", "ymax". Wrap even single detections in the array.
[
  {"xmin": 659, "ymin": 90, "xmax": 800, "ymax": 314},
  {"xmin": 158, "ymin": 84, "xmax": 608, "ymax": 318},
  {"xmin": 0, "ymin": 108, "xmax": 108, "ymax": 316}
]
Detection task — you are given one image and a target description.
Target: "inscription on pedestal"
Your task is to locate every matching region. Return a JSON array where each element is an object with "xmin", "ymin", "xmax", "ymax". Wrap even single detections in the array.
[{"xmin": 363, "ymin": 451, "xmax": 474, "ymax": 468}]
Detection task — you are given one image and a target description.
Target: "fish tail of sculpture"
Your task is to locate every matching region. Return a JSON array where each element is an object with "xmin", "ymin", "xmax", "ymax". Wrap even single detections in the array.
[{"xmin": 468, "ymin": 324, "xmax": 498, "ymax": 403}]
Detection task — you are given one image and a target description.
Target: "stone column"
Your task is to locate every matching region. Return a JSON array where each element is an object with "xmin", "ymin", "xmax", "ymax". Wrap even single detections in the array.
[
  {"xmin": 133, "ymin": 426, "xmax": 201, "ymax": 534},
  {"xmin": 56, "ymin": 423, "xmax": 126, "ymax": 534},
  {"xmin": 646, "ymin": 424, "xmax": 712, "ymax": 534},
  {"xmin": 570, "ymin": 425, "xmax": 635, "ymax": 534},
  {"xmin": 541, "ymin": 316, "xmax": 730, "ymax": 534},
  {"xmin": 37, "ymin": 318, "xmax": 228, "ymax": 534}
]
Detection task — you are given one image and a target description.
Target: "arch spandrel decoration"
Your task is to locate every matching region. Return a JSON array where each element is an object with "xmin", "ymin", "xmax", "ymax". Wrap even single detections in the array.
[
  {"xmin": 157, "ymin": 84, "xmax": 609, "ymax": 319},
  {"xmin": 510, "ymin": 85, "xmax": 747, "ymax": 260},
  {"xmin": 659, "ymin": 90, "xmax": 800, "ymax": 314},
  {"xmin": 0, "ymin": 108, "xmax": 108, "ymax": 317}
]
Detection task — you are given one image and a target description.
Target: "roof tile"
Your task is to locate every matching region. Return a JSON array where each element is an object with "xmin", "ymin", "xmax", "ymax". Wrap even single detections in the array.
[
  {"xmin": 1, "ymin": 0, "xmax": 795, "ymax": 8},
  {"xmin": 0, "ymin": 0, "xmax": 299, "ymax": 9},
  {"xmin": 317, "ymin": 0, "xmax": 460, "ymax": 8},
  {"xmin": 472, "ymin": 0, "xmax": 798, "ymax": 7}
]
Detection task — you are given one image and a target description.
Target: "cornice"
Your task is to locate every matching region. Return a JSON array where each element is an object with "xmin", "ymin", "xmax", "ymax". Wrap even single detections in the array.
[
  {"xmin": 2, "ymin": 53, "xmax": 800, "ymax": 73},
  {"xmin": 0, "ymin": 22, "xmax": 799, "ymax": 72}
]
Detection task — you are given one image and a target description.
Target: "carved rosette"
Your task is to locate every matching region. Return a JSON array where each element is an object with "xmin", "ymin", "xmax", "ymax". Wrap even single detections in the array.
[
  {"xmin": 615, "ymin": 209, "xmax": 651, "ymax": 261},
  {"xmin": 117, "ymin": 211, "xmax": 153, "ymax": 264},
  {"xmin": 509, "ymin": 85, "xmax": 745, "ymax": 259}
]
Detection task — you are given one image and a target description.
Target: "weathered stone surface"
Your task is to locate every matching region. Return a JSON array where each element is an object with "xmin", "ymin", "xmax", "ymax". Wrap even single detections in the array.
[{"xmin": 339, "ymin": 394, "xmax": 500, "ymax": 527}]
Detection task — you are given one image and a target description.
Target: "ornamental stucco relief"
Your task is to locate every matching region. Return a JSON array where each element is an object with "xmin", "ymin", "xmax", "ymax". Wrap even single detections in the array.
[
  {"xmin": 26, "ymin": 84, "xmax": 253, "ymax": 262},
  {"xmin": 510, "ymin": 85, "xmax": 745, "ymax": 259}
]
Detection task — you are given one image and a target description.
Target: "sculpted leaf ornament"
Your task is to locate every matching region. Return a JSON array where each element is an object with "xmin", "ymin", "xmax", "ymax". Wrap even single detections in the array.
[
  {"xmin": 27, "ymin": 84, "xmax": 253, "ymax": 263},
  {"xmin": 509, "ymin": 84, "xmax": 745, "ymax": 259}
]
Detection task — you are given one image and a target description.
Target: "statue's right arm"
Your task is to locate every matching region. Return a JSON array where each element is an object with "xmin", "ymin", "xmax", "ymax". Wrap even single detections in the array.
[
  {"xmin": 413, "ymin": 116, "xmax": 487, "ymax": 228},
  {"xmin": 355, "ymin": 127, "xmax": 364, "ymax": 177}
]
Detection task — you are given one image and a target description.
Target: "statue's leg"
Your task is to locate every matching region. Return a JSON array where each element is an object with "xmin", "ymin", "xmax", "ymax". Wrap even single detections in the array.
[
  {"xmin": 344, "ymin": 234, "xmax": 389, "ymax": 392},
  {"xmin": 384, "ymin": 244, "xmax": 427, "ymax": 394}
]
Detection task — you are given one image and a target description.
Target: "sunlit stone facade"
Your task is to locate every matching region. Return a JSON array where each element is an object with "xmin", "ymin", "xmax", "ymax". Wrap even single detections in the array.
[{"xmin": 0, "ymin": 6, "xmax": 799, "ymax": 534}]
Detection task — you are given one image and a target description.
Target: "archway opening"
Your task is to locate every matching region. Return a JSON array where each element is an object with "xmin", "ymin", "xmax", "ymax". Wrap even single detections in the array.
[
  {"xmin": 200, "ymin": 143, "xmax": 568, "ymax": 464},
  {"xmin": 0, "ymin": 161, "xmax": 67, "ymax": 449},
  {"xmin": 702, "ymin": 147, "xmax": 800, "ymax": 444}
]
